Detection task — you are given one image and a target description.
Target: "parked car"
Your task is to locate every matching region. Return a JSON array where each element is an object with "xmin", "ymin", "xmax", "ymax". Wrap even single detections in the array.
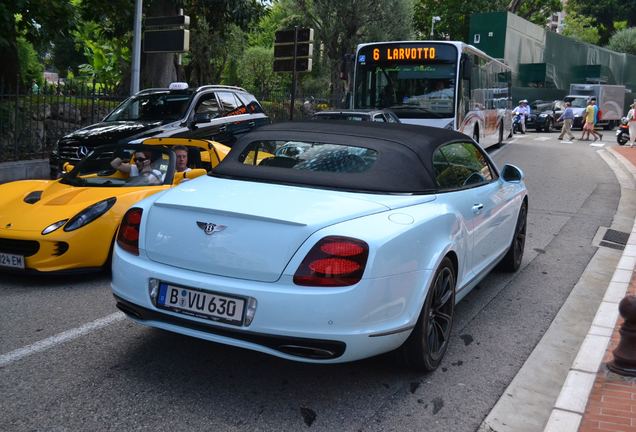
[
  {"xmin": 0, "ymin": 138, "xmax": 228, "ymax": 273},
  {"xmin": 111, "ymin": 121, "xmax": 528, "ymax": 370},
  {"xmin": 49, "ymin": 82, "xmax": 270, "ymax": 178},
  {"xmin": 525, "ymin": 100, "xmax": 564, "ymax": 132},
  {"xmin": 311, "ymin": 109, "xmax": 401, "ymax": 123}
]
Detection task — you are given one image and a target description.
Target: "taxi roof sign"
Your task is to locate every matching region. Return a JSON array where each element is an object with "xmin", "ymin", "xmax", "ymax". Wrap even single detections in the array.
[{"xmin": 168, "ymin": 82, "xmax": 189, "ymax": 90}]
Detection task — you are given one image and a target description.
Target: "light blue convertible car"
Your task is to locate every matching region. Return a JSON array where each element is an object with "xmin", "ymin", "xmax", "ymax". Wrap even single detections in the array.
[{"xmin": 111, "ymin": 121, "xmax": 527, "ymax": 370}]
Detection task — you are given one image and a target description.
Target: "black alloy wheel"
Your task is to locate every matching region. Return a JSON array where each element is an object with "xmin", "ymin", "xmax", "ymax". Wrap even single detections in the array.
[
  {"xmin": 399, "ymin": 257, "xmax": 455, "ymax": 371},
  {"xmin": 498, "ymin": 201, "xmax": 527, "ymax": 272}
]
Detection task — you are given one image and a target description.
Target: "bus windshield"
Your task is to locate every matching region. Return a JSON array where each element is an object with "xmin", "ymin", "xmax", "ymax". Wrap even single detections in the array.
[{"xmin": 354, "ymin": 43, "xmax": 458, "ymax": 119}]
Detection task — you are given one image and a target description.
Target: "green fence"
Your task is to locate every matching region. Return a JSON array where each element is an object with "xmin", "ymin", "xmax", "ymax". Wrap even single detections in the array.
[{"xmin": 469, "ymin": 11, "xmax": 636, "ymax": 112}]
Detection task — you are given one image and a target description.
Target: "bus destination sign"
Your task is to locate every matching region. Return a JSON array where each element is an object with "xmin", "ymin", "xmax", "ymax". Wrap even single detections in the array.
[
  {"xmin": 357, "ymin": 44, "xmax": 457, "ymax": 66},
  {"xmin": 372, "ymin": 47, "xmax": 436, "ymax": 61}
]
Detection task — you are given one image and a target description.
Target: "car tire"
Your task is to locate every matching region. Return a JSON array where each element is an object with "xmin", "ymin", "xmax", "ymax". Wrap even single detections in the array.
[
  {"xmin": 398, "ymin": 256, "xmax": 455, "ymax": 371},
  {"xmin": 544, "ymin": 119, "xmax": 552, "ymax": 132},
  {"xmin": 498, "ymin": 201, "xmax": 527, "ymax": 272}
]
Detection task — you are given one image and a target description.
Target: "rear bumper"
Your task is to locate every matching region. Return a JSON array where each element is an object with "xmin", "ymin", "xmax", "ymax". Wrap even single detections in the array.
[
  {"xmin": 114, "ymin": 295, "xmax": 347, "ymax": 360},
  {"xmin": 111, "ymin": 245, "xmax": 432, "ymax": 363}
]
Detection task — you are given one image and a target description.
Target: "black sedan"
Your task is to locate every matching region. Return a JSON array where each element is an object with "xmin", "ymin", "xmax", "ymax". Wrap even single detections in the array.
[{"xmin": 525, "ymin": 100, "xmax": 565, "ymax": 132}]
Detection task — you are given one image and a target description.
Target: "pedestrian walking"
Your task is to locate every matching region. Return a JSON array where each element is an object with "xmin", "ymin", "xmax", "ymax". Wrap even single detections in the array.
[
  {"xmin": 557, "ymin": 101, "xmax": 575, "ymax": 141},
  {"xmin": 627, "ymin": 102, "xmax": 636, "ymax": 148},
  {"xmin": 591, "ymin": 98, "xmax": 603, "ymax": 141},
  {"xmin": 579, "ymin": 99, "xmax": 601, "ymax": 141}
]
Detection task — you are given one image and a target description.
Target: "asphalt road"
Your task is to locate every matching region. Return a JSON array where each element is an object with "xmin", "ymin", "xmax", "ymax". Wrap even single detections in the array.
[{"xmin": 0, "ymin": 131, "xmax": 622, "ymax": 431}]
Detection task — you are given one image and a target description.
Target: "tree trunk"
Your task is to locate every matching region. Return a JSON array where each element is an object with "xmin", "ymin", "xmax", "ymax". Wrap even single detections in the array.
[
  {"xmin": 140, "ymin": 0, "xmax": 178, "ymax": 88},
  {"xmin": 0, "ymin": 28, "xmax": 19, "ymax": 91}
]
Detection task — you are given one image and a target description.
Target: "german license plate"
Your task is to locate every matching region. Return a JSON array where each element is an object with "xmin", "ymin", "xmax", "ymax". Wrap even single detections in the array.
[
  {"xmin": 157, "ymin": 282, "xmax": 245, "ymax": 325},
  {"xmin": 0, "ymin": 252, "xmax": 25, "ymax": 269}
]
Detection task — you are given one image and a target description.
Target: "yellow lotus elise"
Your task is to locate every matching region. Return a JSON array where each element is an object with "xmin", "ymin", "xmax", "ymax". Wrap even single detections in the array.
[{"xmin": 0, "ymin": 138, "xmax": 227, "ymax": 273}]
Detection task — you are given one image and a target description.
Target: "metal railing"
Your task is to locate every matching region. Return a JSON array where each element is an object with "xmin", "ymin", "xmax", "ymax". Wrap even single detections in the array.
[
  {"xmin": 0, "ymin": 78, "xmax": 336, "ymax": 162},
  {"xmin": 0, "ymin": 78, "xmax": 126, "ymax": 162}
]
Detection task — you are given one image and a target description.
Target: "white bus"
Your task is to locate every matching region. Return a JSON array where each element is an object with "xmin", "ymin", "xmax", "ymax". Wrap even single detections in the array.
[{"xmin": 352, "ymin": 41, "xmax": 512, "ymax": 148}]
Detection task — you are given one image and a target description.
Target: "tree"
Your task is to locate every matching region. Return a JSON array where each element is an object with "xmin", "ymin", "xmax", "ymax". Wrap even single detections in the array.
[
  {"xmin": 237, "ymin": 46, "xmax": 281, "ymax": 96},
  {"xmin": 289, "ymin": 0, "xmax": 414, "ymax": 106},
  {"xmin": 414, "ymin": 0, "xmax": 560, "ymax": 42},
  {"xmin": 75, "ymin": 0, "xmax": 265, "ymax": 90},
  {"xmin": 567, "ymin": 0, "xmax": 636, "ymax": 45},
  {"xmin": 0, "ymin": 0, "xmax": 74, "ymax": 89},
  {"xmin": 183, "ymin": 0, "xmax": 265, "ymax": 86},
  {"xmin": 74, "ymin": 21, "xmax": 130, "ymax": 88},
  {"xmin": 561, "ymin": 11, "xmax": 601, "ymax": 45},
  {"xmin": 607, "ymin": 27, "xmax": 636, "ymax": 55}
]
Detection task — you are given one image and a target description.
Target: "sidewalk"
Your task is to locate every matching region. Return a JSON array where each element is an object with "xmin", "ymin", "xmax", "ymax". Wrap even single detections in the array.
[{"xmin": 545, "ymin": 145, "xmax": 636, "ymax": 432}]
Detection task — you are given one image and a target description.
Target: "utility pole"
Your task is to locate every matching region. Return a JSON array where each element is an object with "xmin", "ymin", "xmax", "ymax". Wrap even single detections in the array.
[
  {"xmin": 130, "ymin": 0, "xmax": 143, "ymax": 95},
  {"xmin": 430, "ymin": 16, "xmax": 441, "ymax": 39}
]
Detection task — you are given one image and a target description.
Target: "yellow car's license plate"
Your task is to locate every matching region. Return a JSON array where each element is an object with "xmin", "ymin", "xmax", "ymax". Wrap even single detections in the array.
[{"xmin": 0, "ymin": 252, "xmax": 25, "ymax": 269}]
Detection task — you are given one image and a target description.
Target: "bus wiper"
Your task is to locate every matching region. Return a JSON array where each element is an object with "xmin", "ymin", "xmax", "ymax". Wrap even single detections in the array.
[{"xmin": 387, "ymin": 105, "xmax": 445, "ymax": 118}]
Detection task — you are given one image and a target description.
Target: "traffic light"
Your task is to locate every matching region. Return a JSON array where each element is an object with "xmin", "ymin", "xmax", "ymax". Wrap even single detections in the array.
[{"xmin": 273, "ymin": 28, "xmax": 314, "ymax": 73}]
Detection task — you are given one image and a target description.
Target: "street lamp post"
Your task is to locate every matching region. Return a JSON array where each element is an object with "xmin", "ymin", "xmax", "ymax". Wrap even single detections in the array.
[{"xmin": 430, "ymin": 16, "xmax": 441, "ymax": 39}]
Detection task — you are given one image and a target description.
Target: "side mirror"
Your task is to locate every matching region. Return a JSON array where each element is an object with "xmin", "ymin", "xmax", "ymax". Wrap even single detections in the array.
[
  {"xmin": 193, "ymin": 112, "xmax": 213, "ymax": 124},
  {"xmin": 501, "ymin": 164, "xmax": 524, "ymax": 182},
  {"xmin": 461, "ymin": 54, "xmax": 472, "ymax": 80},
  {"xmin": 62, "ymin": 162, "xmax": 75, "ymax": 173}
]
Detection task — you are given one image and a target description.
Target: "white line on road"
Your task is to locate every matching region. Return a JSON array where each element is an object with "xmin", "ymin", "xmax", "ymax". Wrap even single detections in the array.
[
  {"xmin": 534, "ymin": 137, "xmax": 551, "ymax": 141},
  {"xmin": 590, "ymin": 142, "xmax": 605, "ymax": 147},
  {"xmin": 0, "ymin": 312, "xmax": 125, "ymax": 368}
]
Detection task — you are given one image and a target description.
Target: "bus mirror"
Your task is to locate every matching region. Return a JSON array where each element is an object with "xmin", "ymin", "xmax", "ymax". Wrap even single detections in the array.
[{"xmin": 461, "ymin": 55, "xmax": 472, "ymax": 80}]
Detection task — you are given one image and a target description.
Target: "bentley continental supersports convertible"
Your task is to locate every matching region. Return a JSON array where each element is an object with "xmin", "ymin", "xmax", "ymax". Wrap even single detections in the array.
[
  {"xmin": 111, "ymin": 122, "xmax": 528, "ymax": 370},
  {"xmin": 0, "ymin": 138, "xmax": 227, "ymax": 273}
]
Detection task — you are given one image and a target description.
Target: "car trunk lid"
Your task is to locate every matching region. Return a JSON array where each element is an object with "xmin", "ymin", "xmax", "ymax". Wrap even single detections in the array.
[{"xmin": 143, "ymin": 178, "xmax": 390, "ymax": 282}]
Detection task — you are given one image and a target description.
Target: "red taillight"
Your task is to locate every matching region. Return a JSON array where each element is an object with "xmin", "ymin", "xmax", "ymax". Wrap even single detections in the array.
[
  {"xmin": 117, "ymin": 208, "xmax": 143, "ymax": 255},
  {"xmin": 293, "ymin": 236, "xmax": 369, "ymax": 286}
]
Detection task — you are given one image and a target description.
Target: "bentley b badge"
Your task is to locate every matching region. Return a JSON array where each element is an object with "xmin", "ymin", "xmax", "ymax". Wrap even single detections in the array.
[{"xmin": 196, "ymin": 222, "xmax": 226, "ymax": 235}]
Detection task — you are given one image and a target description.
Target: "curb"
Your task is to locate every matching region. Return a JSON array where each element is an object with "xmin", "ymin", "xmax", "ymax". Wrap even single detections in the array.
[{"xmin": 542, "ymin": 147, "xmax": 635, "ymax": 431}]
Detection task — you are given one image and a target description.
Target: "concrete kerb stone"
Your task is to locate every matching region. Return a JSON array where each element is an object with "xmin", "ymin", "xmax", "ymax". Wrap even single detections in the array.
[{"xmin": 542, "ymin": 147, "xmax": 636, "ymax": 432}]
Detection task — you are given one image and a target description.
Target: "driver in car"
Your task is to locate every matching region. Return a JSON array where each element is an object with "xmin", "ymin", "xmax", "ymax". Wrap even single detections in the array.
[{"xmin": 111, "ymin": 150, "xmax": 163, "ymax": 185}]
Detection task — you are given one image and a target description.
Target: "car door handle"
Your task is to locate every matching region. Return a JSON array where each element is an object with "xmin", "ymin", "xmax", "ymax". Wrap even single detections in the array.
[
  {"xmin": 472, "ymin": 203, "xmax": 484, "ymax": 214},
  {"xmin": 219, "ymin": 125, "xmax": 227, "ymax": 133},
  {"xmin": 248, "ymin": 121, "xmax": 255, "ymax": 127}
]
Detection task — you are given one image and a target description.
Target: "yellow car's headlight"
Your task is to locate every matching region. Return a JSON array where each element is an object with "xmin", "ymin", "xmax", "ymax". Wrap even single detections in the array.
[
  {"xmin": 64, "ymin": 197, "xmax": 117, "ymax": 232},
  {"xmin": 42, "ymin": 219, "xmax": 68, "ymax": 235}
]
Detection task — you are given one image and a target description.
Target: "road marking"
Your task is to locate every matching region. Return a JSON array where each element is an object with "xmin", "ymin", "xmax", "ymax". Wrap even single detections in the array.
[
  {"xmin": 590, "ymin": 142, "xmax": 605, "ymax": 147},
  {"xmin": 0, "ymin": 312, "xmax": 125, "ymax": 368},
  {"xmin": 534, "ymin": 137, "xmax": 551, "ymax": 141},
  {"xmin": 562, "ymin": 140, "xmax": 574, "ymax": 144}
]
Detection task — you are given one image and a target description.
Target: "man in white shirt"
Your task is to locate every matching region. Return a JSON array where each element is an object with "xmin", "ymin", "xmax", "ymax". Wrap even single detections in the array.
[
  {"xmin": 111, "ymin": 150, "xmax": 163, "ymax": 185},
  {"xmin": 512, "ymin": 100, "xmax": 531, "ymax": 134}
]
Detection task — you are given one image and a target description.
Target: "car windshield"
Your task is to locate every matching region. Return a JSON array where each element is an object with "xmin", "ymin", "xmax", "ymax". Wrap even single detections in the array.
[
  {"xmin": 564, "ymin": 97, "xmax": 588, "ymax": 108},
  {"xmin": 105, "ymin": 91, "xmax": 194, "ymax": 122},
  {"xmin": 60, "ymin": 145, "xmax": 173, "ymax": 187}
]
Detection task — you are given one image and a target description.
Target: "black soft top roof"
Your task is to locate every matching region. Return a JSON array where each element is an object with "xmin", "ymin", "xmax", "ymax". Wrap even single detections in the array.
[{"xmin": 213, "ymin": 121, "xmax": 472, "ymax": 194}]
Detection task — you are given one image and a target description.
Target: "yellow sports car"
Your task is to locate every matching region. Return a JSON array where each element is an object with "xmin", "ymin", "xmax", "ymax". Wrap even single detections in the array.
[{"xmin": 0, "ymin": 138, "xmax": 228, "ymax": 273}]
